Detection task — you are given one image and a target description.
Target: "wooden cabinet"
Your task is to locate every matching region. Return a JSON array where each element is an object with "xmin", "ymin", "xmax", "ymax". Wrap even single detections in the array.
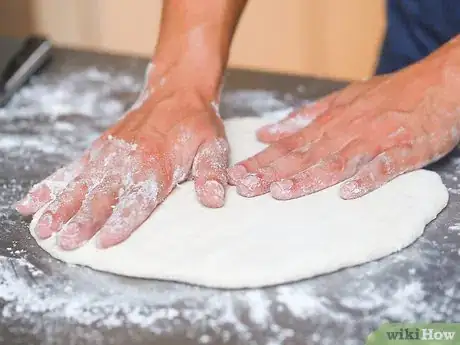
[
  {"xmin": 0, "ymin": 0, "xmax": 386, "ymax": 80},
  {"xmin": 232, "ymin": 0, "xmax": 386, "ymax": 80}
]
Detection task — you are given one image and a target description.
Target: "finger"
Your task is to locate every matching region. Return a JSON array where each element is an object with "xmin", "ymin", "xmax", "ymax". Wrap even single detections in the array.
[
  {"xmin": 15, "ymin": 139, "xmax": 104, "ymax": 215},
  {"xmin": 340, "ymin": 144, "xmax": 423, "ymax": 200},
  {"xmin": 97, "ymin": 178, "xmax": 160, "ymax": 249},
  {"xmin": 32, "ymin": 177, "xmax": 89, "ymax": 239},
  {"xmin": 15, "ymin": 159, "xmax": 85, "ymax": 216},
  {"xmin": 228, "ymin": 131, "xmax": 313, "ymax": 185},
  {"xmin": 236, "ymin": 135, "xmax": 360, "ymax": 197},
  {"xmin": 192, "ymin": 138, "xmax": 229, "ymax": 208},
  {"xmin": 58, "ymin": 176, "xmax": 122, "ymax": 250},
  {"xmin": 256, "ymin": 100, "xmax": 330, "ymax": 143},
  {"xmin": 270, "ymin": 146, "xmax": 374, "ymax": 200},
  {"xmin": 228, "ymin": 84, "xmax": 388, "ymax": 187},
  {"xmin": 228, "ymin": 104, "xmax": 349, "ymax": 186},
  {"xmin": 235, "ymin": 146, "xmax": 324, "ymax": 197}
]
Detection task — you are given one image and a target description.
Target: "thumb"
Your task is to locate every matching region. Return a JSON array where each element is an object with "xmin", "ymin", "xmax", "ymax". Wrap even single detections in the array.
[{"xmin": 192, "ymin": 137, "xmax": 230, "ymax": 208}]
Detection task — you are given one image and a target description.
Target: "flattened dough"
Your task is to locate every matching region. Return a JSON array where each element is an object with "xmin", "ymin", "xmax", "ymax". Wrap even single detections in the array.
[{"xmin": 30, "ymin": 117, "xmax": 449, "ymax": 288}]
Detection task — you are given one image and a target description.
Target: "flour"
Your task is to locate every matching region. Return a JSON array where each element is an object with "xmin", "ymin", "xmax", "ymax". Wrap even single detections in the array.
[
  {"xmin": 222, "ymin": 90, "xmax": 287, "ymax": 114},
  {"xmin": 441, "ymin": 157, "xmax": 460, "ymax": 239},
  {"xmin": 221, "ymin": 89, "xmax": 314, "ymax": 123},
  {"xmin": 211, "ymin": 100, "xmax": 220, "ymax": 117},
  {"xmin": 128, "ymin": 62, "xmax": 154, "ymax": 112},
  {"xmin": 0, "ymin": 67, "xmax": 141, "ymax": 162},
  {"xmin": 0, "ymin": 67, "xmax": 139, "ymax": 120},
  {"xmin": 0, "ymin": 65, "xmax": 459, "ymax": 344},
  {"xmin": 266, "ymin": 113, "xmax": 314, "ymax": 135},
  {"xmin": 262, "ymin": 106, "xmax": 295, "ymax": 122},
  {"xmin": 0, "ymin": 246, "xmax": 455, "ymax": 345}
]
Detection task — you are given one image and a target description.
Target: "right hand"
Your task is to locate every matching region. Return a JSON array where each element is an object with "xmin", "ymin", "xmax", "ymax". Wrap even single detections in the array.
[{"xmin": 15, "ymin": 63, "xmax": 229, "ymax": 250}]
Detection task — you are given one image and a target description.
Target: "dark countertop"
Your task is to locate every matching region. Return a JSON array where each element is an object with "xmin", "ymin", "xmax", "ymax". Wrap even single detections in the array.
[{"xmin": 1, "ymin": 46, "xmax": 460, "ymax": 345}]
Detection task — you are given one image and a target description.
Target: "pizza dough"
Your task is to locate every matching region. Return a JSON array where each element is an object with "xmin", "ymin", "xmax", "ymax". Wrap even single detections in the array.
[{"xmin": 30, "ymin": 117, "xmax": 449, "ymax": 288}]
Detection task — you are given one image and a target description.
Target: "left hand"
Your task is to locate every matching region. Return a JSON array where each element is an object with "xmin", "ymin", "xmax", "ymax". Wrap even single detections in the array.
[{"xmin": 228, "ymin": 52, "xmax": 460, "ymax": 200}]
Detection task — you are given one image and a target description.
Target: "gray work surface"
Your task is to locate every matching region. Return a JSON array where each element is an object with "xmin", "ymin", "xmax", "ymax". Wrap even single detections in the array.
[{"xmin": 1, "ymin": 47, "xmax": 460, "ymax": 345}]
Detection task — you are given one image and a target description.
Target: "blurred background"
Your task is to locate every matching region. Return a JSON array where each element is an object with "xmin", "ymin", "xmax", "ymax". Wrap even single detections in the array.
[{"xmin": 0, "ymin": 0, "xmax": 386, "ymax": 81}]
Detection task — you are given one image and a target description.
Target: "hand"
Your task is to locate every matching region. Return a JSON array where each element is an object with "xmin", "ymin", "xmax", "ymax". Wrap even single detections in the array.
[
  {"xmin": 15, "ymin": 64, "xmax": 228, "ymax": 250},
  {"xmin": 228, "ymin": 49, "xmax": 460, "ymax": 200}
]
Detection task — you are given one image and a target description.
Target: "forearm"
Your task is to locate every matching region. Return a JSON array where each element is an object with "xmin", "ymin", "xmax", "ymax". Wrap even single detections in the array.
[
  {"xmin": 152, "ymin": 0, "xmax": 248, "ymax": 99},
  {"xmin": 412, "ymin": 34, "xmax": 460, "ymax": 74}
]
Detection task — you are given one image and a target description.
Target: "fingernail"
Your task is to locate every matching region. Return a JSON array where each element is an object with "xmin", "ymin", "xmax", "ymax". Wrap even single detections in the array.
[
  {"xmin": 204, "ymin": 180, "xmax": 224, "ymax": 198},
  {"xmin": 58, "ymin": 224, "xmax": 80, "ymax": 250},
  {"xmin": 95, "ymin": 235, "xmax": 104, "ymax": 249},
  {"xmin": 96, "ymin": 231, "xmax": 121, "ymax": 250},
  {"xmin": 96, "ymin": 232, "xmax": 111, "ymax": 249},
  {"xmin": 62, "ymin": 223, "xmax": 80, "ymax": 235},
  {"xmin": 15, "ymin": 193, "xmax": 42, "ymax": 214},
  {"xmin": 257, "ymin": 124, "xmax": 275, "ymax": 133},
  {"xmin": 228, "ymin": 165, "xmax": 247, "ymax": 184},
  {"xmin": 203, "ymin": 180, "xmax": 225, "ymax": 208},
  {"xmin": 35, "ymin": 213, "xmax": 53, "ymax": 238},
  {"xmin": 264, "ymin": 124, "xmax": 282, "ymax": 135},
  {"xmin": 270, "ymin": 180, "xmax": 294, "ymax": 200},
  {"xmin": 15, "ymin": 195, "xmax": 29, "ymax": 206},
  {"xmin": 273, "ymin": 179, "xmax": 294, "ymax": 192},
  {"xmin": 235, "ymin": 174, "xmax": 261, "ymax": 197},
  {"xmin": 241, "ymin": 174, "xmax": 261, "ymax": 190},
  {"xmin": 96, "ymin": 226, "xmax": 124, "ymax": 249},
  {"xmin": 340, "ymin": 181, "xmax": 362, "ymax": 199}
]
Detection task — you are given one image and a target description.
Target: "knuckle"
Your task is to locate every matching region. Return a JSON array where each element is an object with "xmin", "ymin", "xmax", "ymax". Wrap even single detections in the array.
[
  {"xmin": 294, "ymin": 168, "xmax": 315, "ymax": 184},
  {"xmin": 378, "ymin": 153, "xmax": 396, "ymax": 176},
  {"xmin": 280, "ymin": 132, "xmax": 308, "ymax": 151},
  {"xmin": 322, "ymin": 154, "xmax": 346, "ymax": 173}
]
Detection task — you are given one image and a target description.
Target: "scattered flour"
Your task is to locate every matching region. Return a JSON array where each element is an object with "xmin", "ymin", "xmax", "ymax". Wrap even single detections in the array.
[
  {"xmin": 266, "ymin": 113, "xmax": 314, "ymax": 135},
  {"xmin": 222, "ymin": 89, "xmax": 314, "ymax": 123},
  {"xmin": 0, "ymin": 251, "xmax": 452, "ymax": 345},
  {"xmin": 222, "ymin": 90, "xmax": 288, "ymax": 114},
  {"xmin": 263, "ymin": 107, "xmax": 295, "ymax": 122},
  {"xmin": 0, "ymin": 67, "xmax": 140, "ymax": 120}
]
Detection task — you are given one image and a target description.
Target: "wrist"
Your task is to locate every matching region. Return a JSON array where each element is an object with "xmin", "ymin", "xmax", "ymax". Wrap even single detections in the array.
[
  {"xmin": 417, "ymin": 34, "xmax": 460, "ymax": 79},
  {"xmin": 151, "ymin": 20, "xmax": 230, "ymax": 102},
  {"xmin": 151, "ymin": 48, "xmax": 224, "ymax": 103},
  {"xmin": 147, "ymin": 0, "xmax": 248, "ymax": 103}
]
